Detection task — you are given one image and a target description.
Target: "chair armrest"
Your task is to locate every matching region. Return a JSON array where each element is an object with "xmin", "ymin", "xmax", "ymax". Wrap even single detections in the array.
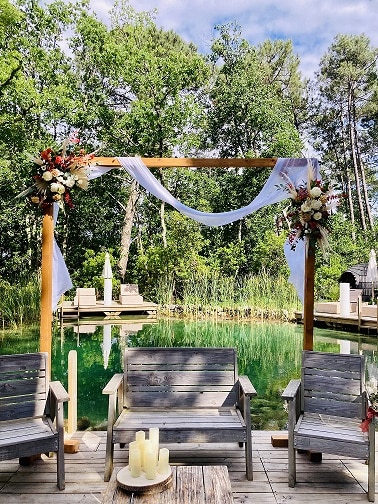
[
  {"xmin": 103, "ymin": 373, "xmax": 124, "ymax": 395},
  {"xmin": 47, "ymin": 381, "xmax": 69, "ymax": 426},
  {"xmin": 238, "ymin": 375, "xmax": 257, "ymax": 397},
  {"xmin": 282, "ymin": 379, "xmax": 301, "ymax": 401},
  {"xmin": 49, "ymin": 381, "xmax": 70, "ymax": 403}
]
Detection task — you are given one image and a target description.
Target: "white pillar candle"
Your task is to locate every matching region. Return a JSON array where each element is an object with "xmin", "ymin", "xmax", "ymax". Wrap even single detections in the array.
[
  {"xmin": 128, "ymin": 443, "xmax": 141, "ymax": 478},
  {"xmin": 157, "ymin": 448, "xmax": 170, "ymax": 475},
  {"xmin": 149, "ymin": 427, "xmax": 159, "ymax": 463},
  {"xmin": 128, "ymin": 440, "xmax": 138, "ymax": 469},
  {"xmin": 135, "ymin": 430, "xmax": 145, "ymax": 468},
  {"xmin": 144, "ymin": 441, "xmax": 157, "ymax": 480}
]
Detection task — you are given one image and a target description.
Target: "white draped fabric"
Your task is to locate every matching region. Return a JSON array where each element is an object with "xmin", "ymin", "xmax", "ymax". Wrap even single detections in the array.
[{"xmin": 51, "ymin": 156, "xmax": 320, "ymax": 309}]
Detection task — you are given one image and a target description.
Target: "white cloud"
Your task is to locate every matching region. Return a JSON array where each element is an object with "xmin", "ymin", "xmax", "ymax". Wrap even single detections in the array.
[{"xmin": 88, "ymin": 0, "xmax": 378, "ymax": 78}]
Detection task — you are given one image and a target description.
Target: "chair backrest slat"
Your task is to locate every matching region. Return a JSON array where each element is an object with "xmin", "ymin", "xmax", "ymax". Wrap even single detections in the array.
[
  {"xmin": 124, "ymin": 347, "xmax": 238, "ymax": 409},
  {"xmin": 302, "ymin": 350, "xmax": 366, "ymax": 419},
  {"xmin": 0, "ymin": 353, "xmax": 49, "ymax": 421}
]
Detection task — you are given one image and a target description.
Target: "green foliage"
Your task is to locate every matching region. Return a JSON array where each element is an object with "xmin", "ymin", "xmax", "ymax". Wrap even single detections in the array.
[
  {"xmin": 1, "ymin": 0, "xmax": 378, "ymax": 315},
  {"xmin": 134, "ymin": 212, "xmax": 210, "ymax": 300},
  {"xmin": 206, "ymin": 22, "xmax": 304, "ymax": 157},
  {"xmin": 70, "ymin": 249, "xmax": 120, "ymax": 298},
  {"xmin": 251, "ymin": 230, "xmax": 289, "ymax": 277}
]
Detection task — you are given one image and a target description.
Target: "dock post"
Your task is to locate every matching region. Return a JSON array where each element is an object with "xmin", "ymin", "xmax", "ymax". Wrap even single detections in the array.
[
  {"xmin": 357, "ymin": 295, "xmax": 362, "ymax": 332},
  {"xmin": 67, "ymin": 350, "xmax": 77, "ymax": 434}
]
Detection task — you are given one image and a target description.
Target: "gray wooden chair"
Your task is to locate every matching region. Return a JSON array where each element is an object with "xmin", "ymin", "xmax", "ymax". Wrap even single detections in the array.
[
  {"xmin": 0, "ymin": 352, "xmax": 69, "ymax": 490},
  {"xmin": 282, "ymin": 350, "xmax": 376, "ymax": 502},
  {"xmin": 103, "ymin": 347, "xmax": 257, "ymax": 482}
]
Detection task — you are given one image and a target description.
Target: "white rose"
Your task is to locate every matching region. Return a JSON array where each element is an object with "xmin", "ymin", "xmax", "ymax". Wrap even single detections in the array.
[
  {"xmin": 311, "ymin": 199, "xmax": 323, "ymax": 210},
  {"xmin": 301, "ymin": 202, "xmax": 312, "ymax": 212},
  {"xmin": 57, "ymin": 183, "xmax": 66, "ymax": 194},
  {"xmin": 56, "ymin": 176, "xmax": 64, "ymax": 183},
  {"xmin": 65, "ymin": 176, "xmax": 75, "ymax": 188},
  {"xmin": 50, "ymin": 182, "xmax": 60, "ymax": 193},
  {"xmin": 42, "ymin": 171, "xmax": 53, "ymax": 181},
  {"xmin": 313, "ymin": 212, "xmax": 322, "ymax": 220},
  {"xmin": 310, "ymin": 186, "xmax": 322, "ymax": 198}
]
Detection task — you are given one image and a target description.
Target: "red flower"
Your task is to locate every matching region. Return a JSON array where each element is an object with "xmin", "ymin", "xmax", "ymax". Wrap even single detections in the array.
[{"xmin": 40, "ymin": 148, "xmax": 52, "ymax": 161}]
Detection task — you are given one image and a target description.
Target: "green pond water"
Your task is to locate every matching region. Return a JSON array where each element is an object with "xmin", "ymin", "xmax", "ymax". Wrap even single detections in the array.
[{"xmin": 1, "ymin": 318, "xmax": 377, "ymax": 430}]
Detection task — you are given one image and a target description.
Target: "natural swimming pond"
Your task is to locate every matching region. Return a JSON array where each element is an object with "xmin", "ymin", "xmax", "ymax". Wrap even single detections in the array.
[{"xmin": 1, "ymin": 318, "xmax": 377, "ymax": 430}]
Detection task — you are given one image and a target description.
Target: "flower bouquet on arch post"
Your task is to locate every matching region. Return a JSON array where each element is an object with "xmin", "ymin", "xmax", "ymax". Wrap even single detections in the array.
[
  {"xmin": 276, "ymin": 161, "xmax": 342, "ymax": 256},
  {"xmin": 17, "ymin": 132, "xmax": 94, "ymax": 210}
]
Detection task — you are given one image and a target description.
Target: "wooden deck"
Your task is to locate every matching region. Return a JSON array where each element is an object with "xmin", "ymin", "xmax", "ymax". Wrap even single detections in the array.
[
  {"xmin": 0, "ymin": 430, "xmax": 375, "ymax": 503},
  {"xmin": 58, "ymin": 300, "xmax": 158, "ymax": 320}
]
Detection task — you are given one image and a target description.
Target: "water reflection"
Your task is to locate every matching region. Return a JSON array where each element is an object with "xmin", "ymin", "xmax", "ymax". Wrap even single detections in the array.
[{"xmin": 1, "ymin": 319, "xmax": 377, "ymax": 430}]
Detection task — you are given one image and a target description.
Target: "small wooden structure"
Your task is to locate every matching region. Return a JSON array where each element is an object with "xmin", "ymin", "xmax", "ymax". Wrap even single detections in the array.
[
  {"xmin": 0, "ymin": 352, "xmax": 69, "ymax": 490},
  {"xmin": 340, "ymin": 264, "xmax": 378, "ymax": 301},
  {"xmin": 282, "ymin": 350, "xmax": 376, "ymax": 502},
  {"xmin": 103, "ymin": 347, "xmax": 257, "ymax": 482}
]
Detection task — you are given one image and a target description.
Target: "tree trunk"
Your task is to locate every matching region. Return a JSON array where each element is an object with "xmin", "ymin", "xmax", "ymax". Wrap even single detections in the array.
[
  {"xmin": 348, "ymin": 87, "xmax": 366, "ymax": 230},
  {"xmin": 355, "ymin": 140, "xmax": 374, "ymax": 229},
  {"xmin": 118, "ymin": 179, "xmax": 140, "ymax": 281},
  {"xmin": 160, "ymin": 201, "xmax": 167, "ymax": 248},
  {"xmin": 339, "ymin": 129, "xmax": 356, "ymax": 240}
]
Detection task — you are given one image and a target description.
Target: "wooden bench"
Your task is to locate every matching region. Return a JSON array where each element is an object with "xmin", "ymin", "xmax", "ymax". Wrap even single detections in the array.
[
  {"xmin": 0, "ymin": 352, "xmax": 69, "ymax": 490},
  {"xmin": 103, "ymin": 347, "xmax": 256, "ymax": 482},
  {"xmin": 282, "ymin": 350, "xmax": 376, "ymax": 502}
]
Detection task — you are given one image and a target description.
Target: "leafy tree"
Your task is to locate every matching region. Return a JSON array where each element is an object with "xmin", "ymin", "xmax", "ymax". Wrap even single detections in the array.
[
  {"xmin": 313, "ymin": 34, "xmax": 378, "ymax": 234},
  {"xmin": 0, "ymin": 0, "xmax": 81, "ymax": 281}
]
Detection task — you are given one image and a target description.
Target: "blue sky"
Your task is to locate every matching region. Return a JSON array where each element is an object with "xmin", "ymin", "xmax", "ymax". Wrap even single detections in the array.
[{"xmin": 89, "ymin": 0, "xmax": 378, "ymax": 78}]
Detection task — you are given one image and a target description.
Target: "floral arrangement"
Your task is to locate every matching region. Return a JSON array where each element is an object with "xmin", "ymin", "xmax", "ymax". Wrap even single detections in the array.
[
  {"xmin": 360, "ymin": 392, "xmax": 378, "ymax": 432},
  {"xmin": 19, "ymin": 134, "xmax": 94, "ymax": 209},
  {"xmin": 278, "ymin": 176, "xmax": 340, "ymax": 254}
]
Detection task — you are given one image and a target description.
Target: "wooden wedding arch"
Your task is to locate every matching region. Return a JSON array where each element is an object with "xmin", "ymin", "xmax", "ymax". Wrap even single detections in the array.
[{"xmin": 40, "ymin": 156, "xmax": 315, "ymax": 361}]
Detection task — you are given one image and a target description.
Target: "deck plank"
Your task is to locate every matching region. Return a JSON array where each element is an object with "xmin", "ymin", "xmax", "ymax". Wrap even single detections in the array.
[{"xmin": 0, "ymin": 430, "xmax": 375, "ymax": 503}]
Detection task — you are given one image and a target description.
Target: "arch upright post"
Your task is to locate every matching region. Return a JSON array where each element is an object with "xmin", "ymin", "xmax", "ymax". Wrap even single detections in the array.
[
  {"xmin": 40, "ymin": 204, "xmax": 54, "ymax": 360},
  {"xmin": 303, "ymin": 237, "xmax": 315, "ymax": 351}
]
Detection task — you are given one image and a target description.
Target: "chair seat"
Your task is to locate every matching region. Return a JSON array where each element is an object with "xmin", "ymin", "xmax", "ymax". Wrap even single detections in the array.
[
  {"xmin": 113, "ymin": 408, "xmax": 246, "ymax": 444},
  {"xmin": 0, "ymin": 417, "xmax": 58, "ymax": 460},
  {"xmin": 294, "ymin": 412, "xmax": 369, "ymax": 459}
]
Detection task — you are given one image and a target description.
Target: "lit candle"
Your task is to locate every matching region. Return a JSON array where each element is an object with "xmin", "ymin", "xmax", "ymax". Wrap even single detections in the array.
[
  {"xmin": 157, "ymin": 448, "xmax": 170, "ymax": 475},
  {"xmin": 149, "ymin": 427, "xmax": 159, "ymax": 463},
  {"xmin": 128, "ymin": 443, "xmax": 141, "ymax": 478},
  {"xmin": 144, "ymin": 441, "xmax": 157, "ymax": 480},
  {"xmin": 135, "ymin": 430, "xmax": 145, "ymax": 469}
]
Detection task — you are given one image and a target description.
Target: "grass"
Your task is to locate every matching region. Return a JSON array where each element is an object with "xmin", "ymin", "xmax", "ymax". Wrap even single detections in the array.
[
  {"xmin": 0, "ymin": 276, "xmax": 41, "ymax": 328},
  {"xmin": 0, "ymin": 271, "xmax": 301, "ymax": 327},
  {"xmin": 157, "ymin": 271, "xmax": 301, "ymax": 321}
]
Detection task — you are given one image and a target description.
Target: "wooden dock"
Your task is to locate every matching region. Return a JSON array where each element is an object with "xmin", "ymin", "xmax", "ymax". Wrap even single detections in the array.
[
  {"xmin": 0, "ymin": 430, "xmax": 375, "ymax": 503},
  {"xmin": 295, "ymin": 302, "xmax": 378, "ymax": 334},
  {"xmin": 58, "ymin": 299, "xmax": 158, "ymax": 320}
]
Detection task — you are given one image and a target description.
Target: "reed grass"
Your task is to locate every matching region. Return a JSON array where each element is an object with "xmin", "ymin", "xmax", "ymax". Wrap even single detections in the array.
[
  {"xmin": 0, "ymin": 277, "xmax": 41, "ymax": 328},
  {"xmin": 158, "ymin": 271, "xmax": 301, "ymax": 321}
]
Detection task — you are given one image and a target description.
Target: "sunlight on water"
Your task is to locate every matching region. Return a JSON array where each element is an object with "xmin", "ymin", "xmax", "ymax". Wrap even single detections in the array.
[{"xmin": 1, "ymin": 319, "xmax": 377, "ymax": 430}]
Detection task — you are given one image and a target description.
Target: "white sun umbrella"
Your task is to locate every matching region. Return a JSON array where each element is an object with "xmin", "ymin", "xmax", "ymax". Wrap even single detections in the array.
[
  {"xmin": 102, "ymin": 252, "xmax": 113, "ymax": 305},
  {"xmin": 366, "ymin": 249, "xmax": 378, "ymax": 302}
]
